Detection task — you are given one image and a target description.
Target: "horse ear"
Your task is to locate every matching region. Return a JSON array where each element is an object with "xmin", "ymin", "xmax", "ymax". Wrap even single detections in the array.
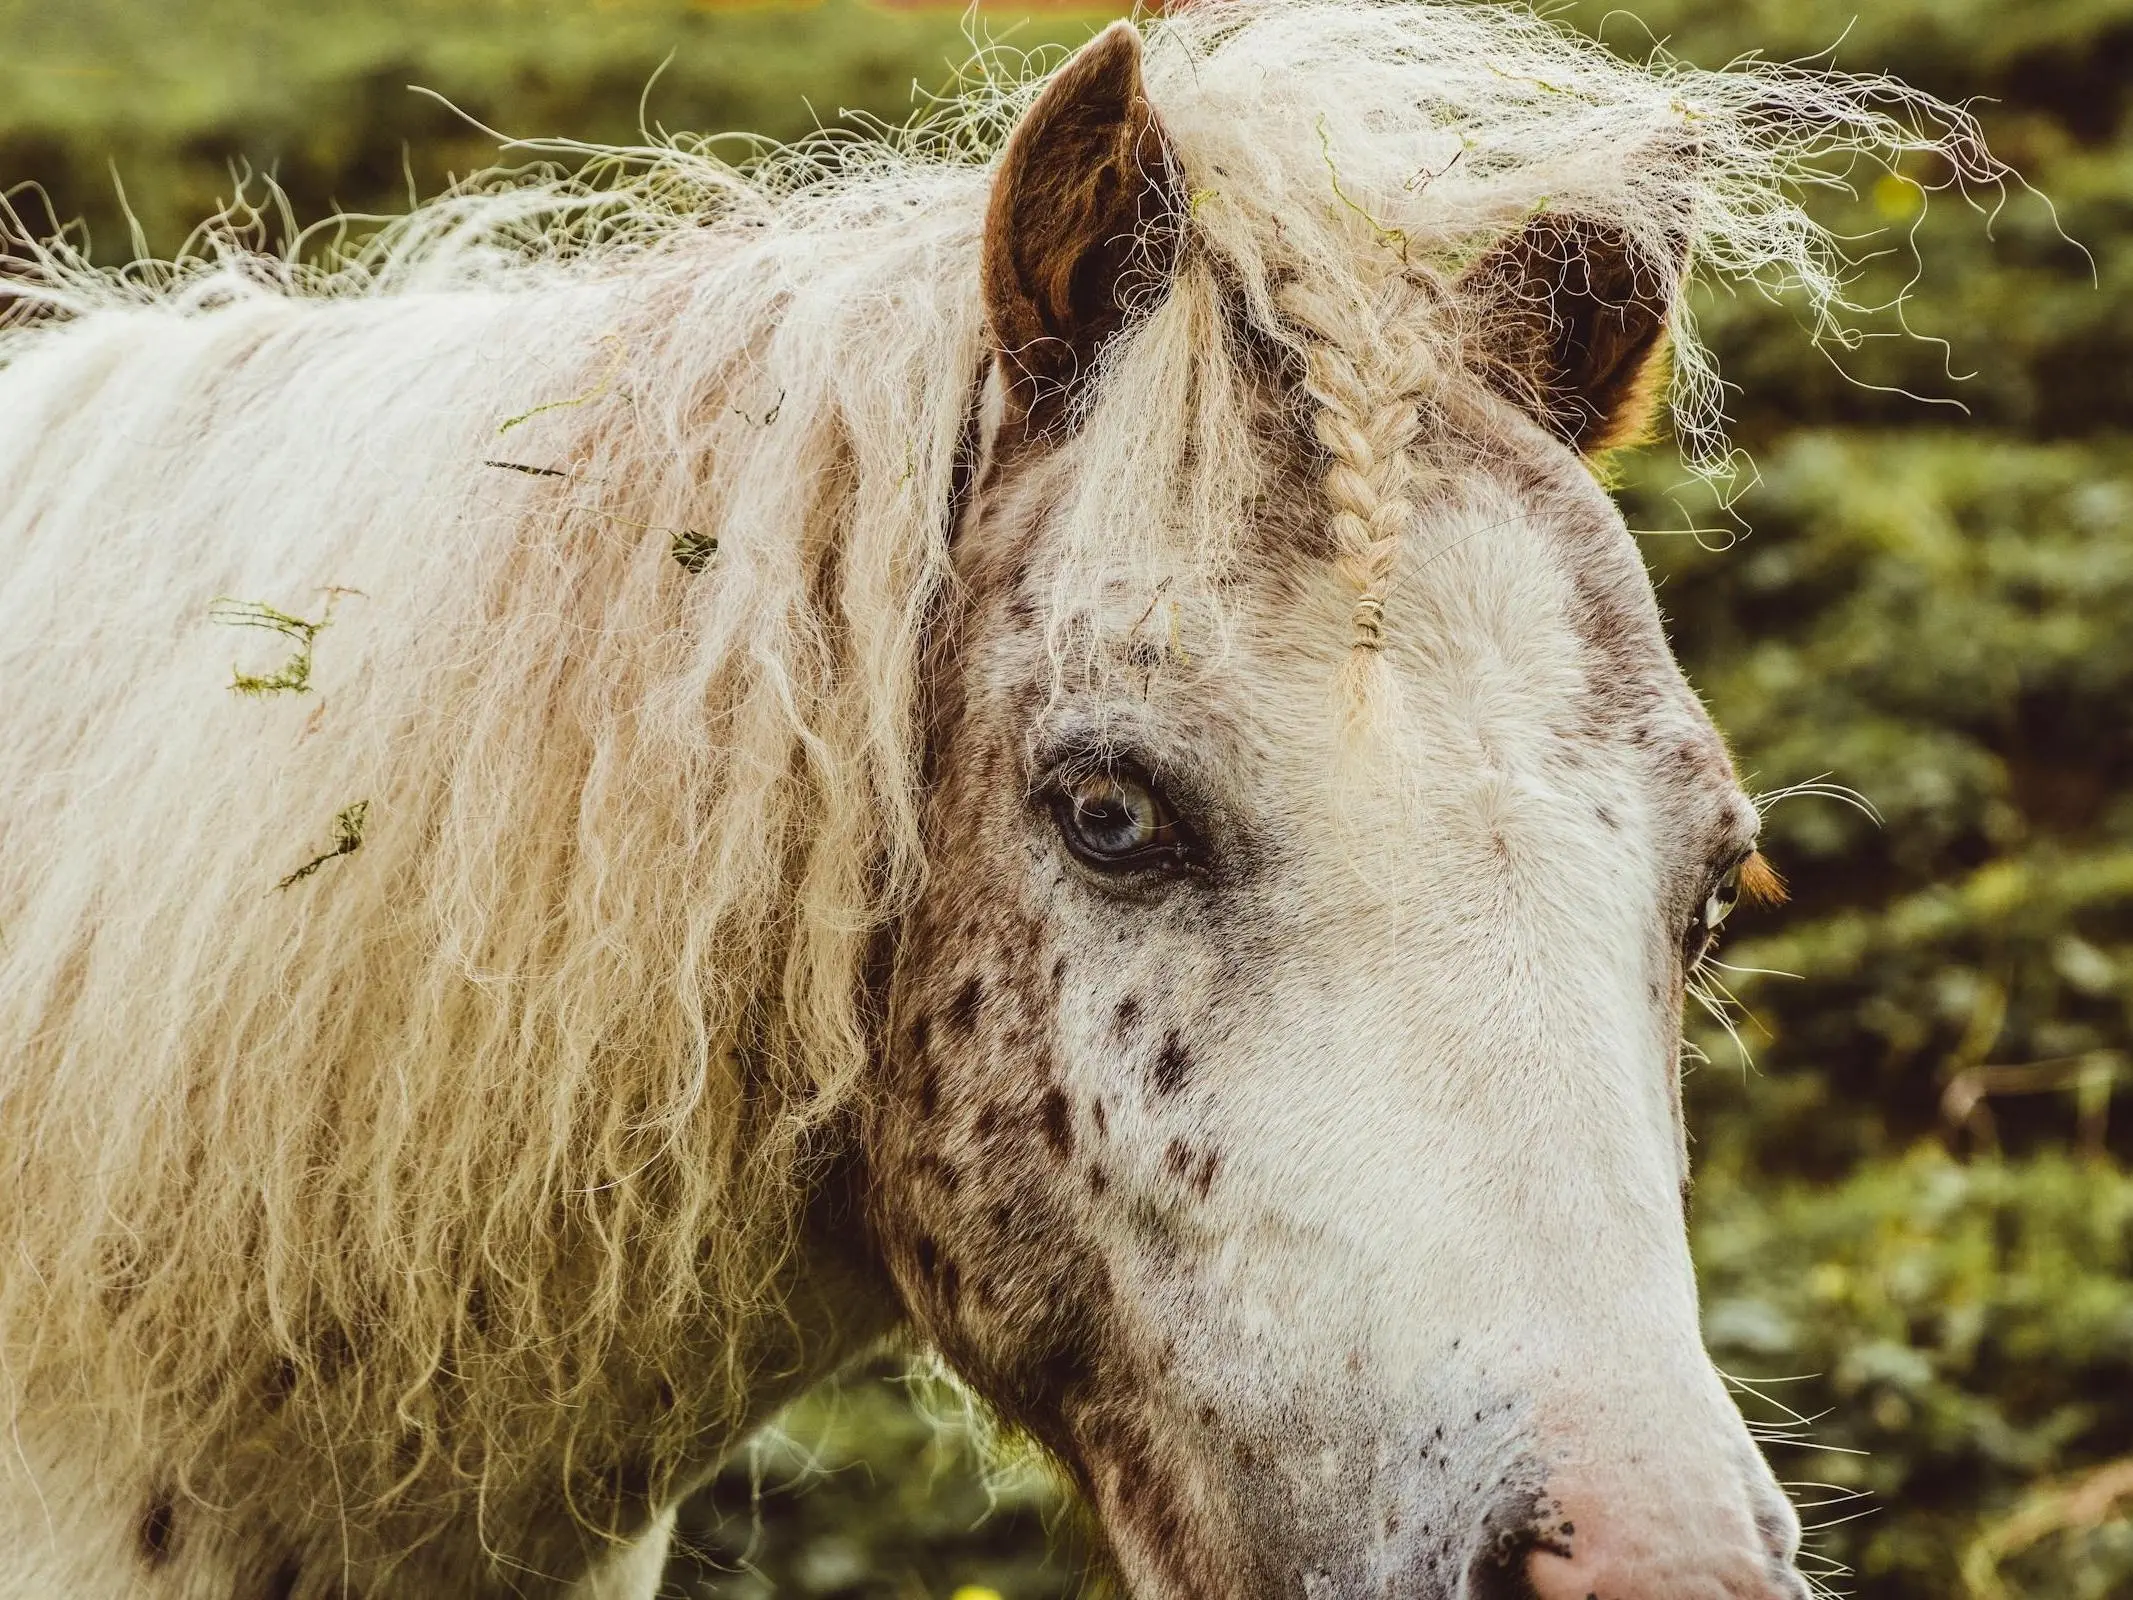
[
  {"xmin": 1460, "ymin": 212, "xmax": 1688, "ymax": 455},
  {"xmin": 983, "ymin": 21, "xmax": 1186, "ymax": 434}
]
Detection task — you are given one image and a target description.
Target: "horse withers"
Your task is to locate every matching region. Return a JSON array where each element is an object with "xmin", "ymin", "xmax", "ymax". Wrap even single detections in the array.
[{"xmin": 0, "ymin": 4, "xmax": 1994, "ymax": 1596}]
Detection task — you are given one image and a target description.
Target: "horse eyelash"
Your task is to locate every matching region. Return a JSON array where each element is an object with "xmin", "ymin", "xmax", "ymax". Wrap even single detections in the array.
[{"xmin": 1738, "ymin": 849, "xmax": 1787, "ymax": 908}]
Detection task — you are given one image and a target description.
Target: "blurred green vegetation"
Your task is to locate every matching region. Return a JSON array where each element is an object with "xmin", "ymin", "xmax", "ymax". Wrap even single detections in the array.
[
  {"xmin": 0, "ymin": 0, "xmax": 1118, "ymax": 259},
  {"xmin": 7, "ymin": 1, "xmax": 2132, "ymax": 1596},
  {"xmin": 668, "ymin": 1359, "xmax": 1089, "ymax": 1600}
]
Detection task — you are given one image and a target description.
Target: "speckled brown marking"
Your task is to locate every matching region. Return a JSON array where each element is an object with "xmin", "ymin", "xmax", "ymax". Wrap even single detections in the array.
[
  {"xmin": 1094, "ymin": 1419, "xmax": 1214, "ymax": 1600},
  {"xmin": 1113, "ymin": 994, "xmax": 1141, "ymax": 1037},
  {"xmin": 1153, "ymin": 1029, "xmax": 1192, "ymax": 1095},
  {"xmin": 946, "ymin": 975, "xmax": 984, "ymax": 1035},
  {"xmin": 1040, "ymin": 1087, "xmax": 1074, "ymax": 1160}
]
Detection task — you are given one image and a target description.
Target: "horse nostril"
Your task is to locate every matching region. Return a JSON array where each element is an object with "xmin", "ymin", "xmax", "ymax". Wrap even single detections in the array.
[
  {"xmin": 1456, "ymin": 1503, "xmax": 1546, "ymax": 1600},
  {"xmin": 1459, "ymin": 1546, "xmax": 1542, "ymax": 1600}
]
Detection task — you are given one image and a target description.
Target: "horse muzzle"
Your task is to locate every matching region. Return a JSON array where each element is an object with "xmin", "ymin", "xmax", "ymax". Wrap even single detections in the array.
[{"xmin": 1078, "ymin": 1379, "xmax": 1813, "ymax": 1600}]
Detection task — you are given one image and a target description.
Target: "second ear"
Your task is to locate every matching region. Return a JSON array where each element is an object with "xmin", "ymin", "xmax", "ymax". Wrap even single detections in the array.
[{"xmin": 1460, "ymin": 212, "xmax": 1687, "ymax": 455}]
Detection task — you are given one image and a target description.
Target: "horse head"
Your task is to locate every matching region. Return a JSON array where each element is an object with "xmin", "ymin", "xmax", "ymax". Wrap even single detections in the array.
[{"xmin": 869, "ymin": 24, "xmax": 1804, "ymax": 1600}]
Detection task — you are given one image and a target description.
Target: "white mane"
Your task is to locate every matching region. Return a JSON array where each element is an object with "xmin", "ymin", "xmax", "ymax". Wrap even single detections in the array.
[{"xmin": 0, "ymin": 0, "xmax": 1992, "ymax": 1523}]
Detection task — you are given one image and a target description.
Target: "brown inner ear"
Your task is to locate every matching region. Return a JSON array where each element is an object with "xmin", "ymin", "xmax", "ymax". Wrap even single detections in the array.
[
  {"xmin": 982, "ymin": 22, "xmax": 1185, "ymax": 435},
  {"xmin": 1462, "ymin": 212, "xmax": 1684, "ymax": 455}
]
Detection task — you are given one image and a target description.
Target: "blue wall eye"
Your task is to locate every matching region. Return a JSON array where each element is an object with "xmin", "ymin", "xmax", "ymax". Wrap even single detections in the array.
[{"xmin": 1051, "ymin": 769, "xmax": 1190, "ymax": 871}]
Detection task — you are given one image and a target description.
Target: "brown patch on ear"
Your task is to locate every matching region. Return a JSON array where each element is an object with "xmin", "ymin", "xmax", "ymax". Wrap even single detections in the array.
[
  {"xmin": 1738, "ymin": 849, "xmax": 1787, "ymax": 908},
  {"xmin": 983, "ymin": 21, "xmax": 1186, "ymax": 434},
  {"xmin": 1461, "ymin": 211, "xmax": 1686, "ymax": 454}
]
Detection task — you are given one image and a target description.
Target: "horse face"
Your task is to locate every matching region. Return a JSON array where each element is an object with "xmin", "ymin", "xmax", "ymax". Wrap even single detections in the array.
[{"xmin": 869, "ymin": 25, "xmax": 1808, "ymax": 1600}]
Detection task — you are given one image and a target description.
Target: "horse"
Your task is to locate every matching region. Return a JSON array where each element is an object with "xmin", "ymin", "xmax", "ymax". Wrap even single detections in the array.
[{"xmin": 0, "ymin": 4, "xmax": 1996, "ymax": 1596}]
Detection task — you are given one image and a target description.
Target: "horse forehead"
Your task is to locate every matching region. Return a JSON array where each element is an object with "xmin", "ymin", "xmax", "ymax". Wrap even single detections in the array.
[
  {"xmin": 970, "ymin": 407, "xmax": 1708, "ymax": 773},
  {"xmin": 1235, "ymin": 460, "xmax": 1690, "ymax": 728}
]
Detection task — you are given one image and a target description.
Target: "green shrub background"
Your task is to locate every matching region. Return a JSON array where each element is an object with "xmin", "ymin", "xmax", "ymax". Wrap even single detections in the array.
[{"xmin": 6, "ymin": 1, "xmax": 2131, "ymax": 1595}]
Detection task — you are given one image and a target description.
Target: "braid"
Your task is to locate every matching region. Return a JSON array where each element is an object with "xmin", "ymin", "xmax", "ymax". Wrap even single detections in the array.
[{"xmin": 1280, "ymin": 279, "xmax": 1438, "ymax": 656}]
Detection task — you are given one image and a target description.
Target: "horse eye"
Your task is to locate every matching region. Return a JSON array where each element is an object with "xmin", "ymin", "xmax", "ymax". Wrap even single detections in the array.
[
  {"xmin": 1051, "ymin": 768, "xmax": 1191, "ymax": 871},
  {"xmin": 1684, "ymin": 857, "xmax": 1751, "ymax": 967},
  {"xmin": 1704, "ymin": 861, "xmax": 1744, "ymax": 932}
]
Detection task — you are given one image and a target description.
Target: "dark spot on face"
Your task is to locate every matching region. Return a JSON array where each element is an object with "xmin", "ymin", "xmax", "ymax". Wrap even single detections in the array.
[
  {"xmin": 947, "ymin": 975, "xmax": 984, "ymax": 1035},
  {"xmin": 915, "ymin": 1065, "xmax": 940, "ymax": 1121},
  {"xmin": 974, "ymin": 1103, "xmax": 1003, "ymax": 1140},
  {"xmin": 1164, "ymin": 1138, "xmax": 1192, "ymax": 1177},
  {"xmin": 1052, "ymin": 954, "xmax": 1068, "ymax": 989},
  {"xmin": 1194, "ymin": 1150, "xmax": 1218, "ymax": 1198},
  {"xmin": 1152, "ymin": 1030, "xmax": 1191, "ymax": 1095},
  {"xmin": 1090, "ymin": 1097, "xmax": 1108, "ymax": 1138},
  {"xmin": 939, "ymin": 1257, "xmax": 962, "ymax": 1311},
  {"xmin": 1087, "ymin": 1165, "xmax": 1109, "ymax": 1196},
  {"xmin": 915, "ymin": 1235, "xmax": 938, "ymax": 1279},
  {"xmin": 137, "ymin": 1493, "xmax": 176, "ymax": 1567},
  {"xmin": 909, "ymin": 1013, "xmax": 931, "ymax": 1058},
  {"xmin": 1113, "ymin": 994, "xmax": 1141, "ymax": 1037},
  {"xmin": 1040, "ymin": 1088, "xmax": 1074, "ymax": 1160}
]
